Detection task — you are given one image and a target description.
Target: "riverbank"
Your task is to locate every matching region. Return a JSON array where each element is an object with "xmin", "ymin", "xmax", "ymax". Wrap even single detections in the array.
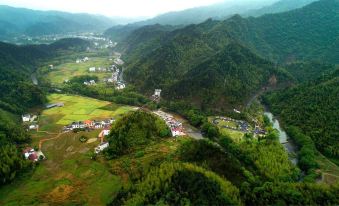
[{"xmin": 264, "ymin": 111, "xmax": 298, "ymax": 165}]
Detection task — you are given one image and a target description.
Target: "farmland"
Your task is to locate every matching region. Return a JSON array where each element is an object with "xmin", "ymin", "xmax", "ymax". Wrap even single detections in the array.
[
  {"xmin": 46, "ymin": 57, "xmax": 113, "ymax": 86},
  {"xmin": 0, "ymin": 129, "xmax": 185, "ymax": 205},
  {"xmin": 39, "ymin": 93, "xmax": 136, "ymax": 132},
  {"xmin": 0, "ymin": 92, "xmax": 185, "ymax": 205}
]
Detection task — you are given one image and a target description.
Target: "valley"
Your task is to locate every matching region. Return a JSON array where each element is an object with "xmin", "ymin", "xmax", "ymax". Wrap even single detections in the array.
[{"xmin": 0, "ymin": 0, "xmax": 338, "ymax": 205}]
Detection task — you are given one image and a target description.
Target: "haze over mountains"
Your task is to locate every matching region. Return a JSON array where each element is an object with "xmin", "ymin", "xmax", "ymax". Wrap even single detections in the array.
[
  {"xmin": 0, "ymin": 5, "xmax": 142, "ymax": 41},
  {"xmin": 0, "ymin": 0, "xmax": 318, "ymax": 42}
]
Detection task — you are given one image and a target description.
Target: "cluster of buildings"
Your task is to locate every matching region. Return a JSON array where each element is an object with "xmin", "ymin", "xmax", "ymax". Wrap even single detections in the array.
[
  {"xmin": 76, "ymin": 57, "xmax": 89, "ymax": 63},
  {"xmin": 22, "ymin": 114, "xmax": 39, "ymax": 131},
  {"xmin": 62, "ymin": 118, "xmax": 115, "ymax": 132},
  {"xmin": 89, "ymin": 66, "xmax": 116, "ymax": 73},
  {"xmin": 213, "ymin": 116, "xmax": 266, "ymax": 135},
  {"xmin": 104, "ymin": 66, "xmax": 119, "ymax": 83},
  {"xmin": 153, "ymin": 110, "xmax": 185, "ymax": 137},
  {"xmin": 22, "ymin": 147, "xmax": 45, "ymax": 162}
]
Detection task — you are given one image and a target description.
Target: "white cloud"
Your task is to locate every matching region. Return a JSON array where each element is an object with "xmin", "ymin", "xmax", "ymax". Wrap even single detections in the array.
[{"xmin": 0, "ymin": 0, "xmax": 226, "ymax": 17}]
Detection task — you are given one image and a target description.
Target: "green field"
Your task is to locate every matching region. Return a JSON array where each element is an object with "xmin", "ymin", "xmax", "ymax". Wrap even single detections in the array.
[
  {"xmin": 47, "ymin": 57, "xmax": 113, "ymax": 85},
  {"xmin": 209, "ymin": 117, "xmax": 245, "ymax": 143},
  {"xmin": 220, "ymin": 128, "xmax": 245, "ymax": 143},
  {"xmin": 0, "ymin": 131, "xmax": 121, "ymax": 205},
  {"xmin": 40, "ymin": 94, "xmax": 136, "ymax": 132},
  {"xmin": 0, "ymin": 130, "xmax": 185, "ymax": 205}
]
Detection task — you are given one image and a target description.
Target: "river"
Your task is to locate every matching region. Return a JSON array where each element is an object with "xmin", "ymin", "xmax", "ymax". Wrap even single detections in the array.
[{"xmin": 264, "ymin": 111, "xmax": 298, "ymax": 165}]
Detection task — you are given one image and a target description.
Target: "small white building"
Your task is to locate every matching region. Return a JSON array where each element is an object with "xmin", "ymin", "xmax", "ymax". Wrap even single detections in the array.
[
  {"xmin": 116, "ymin": 83, "xmax": 125, "ymax": 90},
  {"xmin": 22, "ymin": 114, "xmax": 31, "ymax": 122},
  {"xmin": 22, "ymin": 114, "xmax": 37, "ymax": 122},
  {"xmin": 89, "ymin": 80, "xmax": 96, "ymax": 85},
  {"xmin": 154, "ymin": 89, "xmax": 162, "ymax": 97},
  {"xmin": 29, "ymin": 124, "xmax": 39, "ymax": 130},
  {"xmin": 95, "ymin": 142, "xmax": 109, "ymax": 154},
  {"xmin": 233, "ymin": 109, "xmax": 241, "ymax": 114},
  {"xmin": 89, "ymin": 67, "xmax": 96, "ymax": 72}
]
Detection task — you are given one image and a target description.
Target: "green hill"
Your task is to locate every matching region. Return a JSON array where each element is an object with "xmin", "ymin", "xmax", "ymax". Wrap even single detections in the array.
[
  {"xmin": 111, "ymin": 162, "xmax": 241, "ymax": 206},
  {"xmin": 222, "ymin": 0, "xmax": 339, "ymax": 63},
  {"xmin": 105, "ymin": 110, "xmax": 170, "ymax": 158},
  {"xmin": 165, "ymin": 43, "xmax": 290, "ymax": 111}
]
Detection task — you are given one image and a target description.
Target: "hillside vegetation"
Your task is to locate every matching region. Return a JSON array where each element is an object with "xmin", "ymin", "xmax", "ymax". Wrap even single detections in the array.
[
  {"xmin": 117, "ymin": 0, "xmax": 337, "ymax": 113},
  {"xmin": 265, "ymin": 69, "xmax": 339, "ymax": 159},
  {"xmin": 165, "ymin": 43, "xmax": 290, "ymax": 110},
  {"xmin": 111, "ymin": 162, "xmax": 241, "ymax": 206},
  {"xmin": 0, "ymin": 38, "xmax": 90, "ymax": 185},
  {"xmin": 105, "ymin": 110, "xmax": 171, "ymax": 158}
]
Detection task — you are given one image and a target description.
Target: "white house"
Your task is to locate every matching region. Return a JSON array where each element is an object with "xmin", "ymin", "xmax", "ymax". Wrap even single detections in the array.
[
  {"xmin": 22, "ymin": 114, "xmax": 31, "ymax": 122},
  {"xmin": 95, "ymin": 142, "xmax": 109, "ymax": 154},
  {"xmin": 29, "ymin": 124, "xmax": 39, "ymax": 130},
  {"xmin": 89, "ymin": 80, "xmax": 96, "ymax": 85},
  {"xmin": 89, "ymin": 67, "xmax": 96, "ymax": 72},
  {"xmin": 233, "ymin": 109, "xmax": 241, "ymax": 114},
  {"xmin": 154, "ymin": 89, "xmax": 162, "ymax": 97},
  {"xmin": 116, "ymin": 83, "xmax": 125, "ymax": 90}
]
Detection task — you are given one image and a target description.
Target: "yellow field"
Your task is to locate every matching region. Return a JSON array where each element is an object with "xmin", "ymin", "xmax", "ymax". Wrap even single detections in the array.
[{"xmin": 40, "ymin": 94, "xmax": 136, "ymax": 132}]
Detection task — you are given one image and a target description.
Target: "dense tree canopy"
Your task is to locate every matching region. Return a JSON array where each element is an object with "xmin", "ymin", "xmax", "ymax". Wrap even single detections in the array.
[
  {"xmin": 111, "ymin": 162, "xmax": 241, "ymax": 206},
  {"xmin": 264, "ymin": 69, "xmax": 339, "ymax": 159},
  {"xmin": 105, "ymin": 110, "xmax": 170, "ymax": 158}
]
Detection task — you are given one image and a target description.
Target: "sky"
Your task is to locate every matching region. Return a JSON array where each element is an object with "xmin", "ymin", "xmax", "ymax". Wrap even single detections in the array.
[{"xmin": 0, "ymin": 0, "xmax": 226, "ymax": 17}]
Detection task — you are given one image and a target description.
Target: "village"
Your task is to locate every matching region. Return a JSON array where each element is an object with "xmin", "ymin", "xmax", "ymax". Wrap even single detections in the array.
[
  {"xmin": 212, "ymin": 116, "xmax": 266, "ymax": 136},
  {"xmin": 79, "ymin": 55, "xmax": 126, "ymax": 90},
  {"xmin": 153, "ymin": 110, "xmax": 186, "ymax": 137}
]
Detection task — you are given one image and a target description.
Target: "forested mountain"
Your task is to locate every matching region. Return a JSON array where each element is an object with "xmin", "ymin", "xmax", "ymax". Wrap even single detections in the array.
[
  {"xmin": 284, "ymin": 62, "xmax": 337, "ymax": 83},
  {"xmin": 222, "ymin": 0, "xmax": 339, "ymax": 63},
  {"xmin": 245, "ymin": 0, "xmax": 318, "ymax": 17},
  {"xmin": 265, "ymin": 69, "xmax": 339, "ymax": 158},
  {"xmin": 116, "ymin": 24, "xmax": 177, "ymax": 62},
  {"xmin": 104, "ymin": 0, "xmax": 319, "ymax": 42},
  {"xmin": 120, "ymin": 0, "xmax": 337, "ymax": 111},
  {"xmin": 164, "ymin": 44, "xmax": 290, "ymax": 111},
  {"xmin": 0, "ymin": 38, "xmax": 90, "ymax": 185},
  {"xmin": 104, "ymin": 0, "xmax": 275, "ymax": 41},
  {"xmin": 133, "ymin": 0, "xmax": 275, "ymax": 26},
  {"xmin": 0, "ymin": 5, "xmax": 117, "ymax": 40},
  {"xmin": 0, "ymin": 38, "xmax": 90, "ymax": 113},
  {"xmin": 121, "ymin": 0, "xmax": 338, "ymax": 64}
]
